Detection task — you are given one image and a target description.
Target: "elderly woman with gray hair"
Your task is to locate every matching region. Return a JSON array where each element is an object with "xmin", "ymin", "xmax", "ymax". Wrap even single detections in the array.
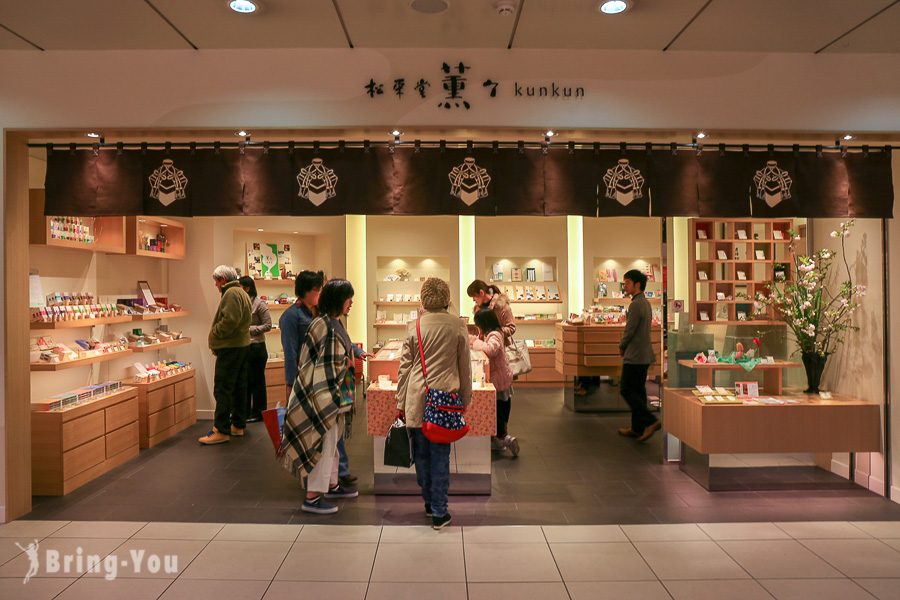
[{"xmin": 199, "ymin": 265, "xmax": 252, "ymax": 445}]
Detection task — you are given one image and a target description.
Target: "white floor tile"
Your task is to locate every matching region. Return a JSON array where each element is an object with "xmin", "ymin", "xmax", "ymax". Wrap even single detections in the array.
[
  {"xmin": 180, "ymin": 540, "xmax": 291, "ymax": 581},
  {"xmin": 566, "ymin": 581, "xmax": 671, "ymax": 600},
  {"xmin": 55, "ymin": 577, "xmax": 172, "ymax": 599},
  {"xmin": 264, "ymin": 581, "xmax": 367, "ymax": 599},
  {"xmin": 133, "ymin": 522, "xmax": 224, "ymax": 541},
  {"xmin": 50, "ymin": 521, "xmax": 146, "ymax": 539},
  {"xmin": 776, "ymin": 522, "xmax": 872, "ymax": 539},
  {"xmin": 718, "ymin": 540, "xmax": 843, "ymax": 579},
  {"xmin": 380, "ymin": 526, "xmax": 462, "ymax": 544},
  {"xmin": 276, "ymin": 542, "xmax": 376, "ymax": 582},
  {"xmin": 0, "ymin": 577, "xmax": 77, "ymax": 600},
  {"xmin": 0, "ymin": 538, "xmax": 32, "ymax": 567},
  {"xmin": 760, "ymin": 578, "xmax": 877, "ymax": 600},
  {"xmin": 853, "ymin": 523, "xmax": 900, "ymax": 539},
  {"xmin": 466, "ymin": 543, "xmax": 561, "ymax": 582},
  {"xmin": 463, "ymin": 526, "xmax": 546, "ymax": 544},
  {"xmin": 664, "ymin": 579, "xmax": 777, "ymax": 600},
  {"xmin": 542, "ymin": 525, "xmax": 627, "ymax": 543},
  {"xmin": 699, "ymin": 522, "xmax": 791, "ymax": 541},
  {"xmin": 82, "ymin": 539, "xmax": 207, "ymax": 578},
  {"xmin": 0, "ymin": 521, "xmax": 69, "ymax": 539},
  {"xmin": 469, "ymin": 582, "xmax": 571, "ymax": 600},
  {"xmin": 550, "ymin": 542, "xmax": 656, "ymax": 582},
  {"xmin": 801, "ymin": 539, "xmax": 900, "ymax": 578},
  {"xmin": 623, "ymin": 524, "xmax": 710, "ymax": 542},
  {"xmin": 0, "ymin": 537, "xmax": 126, "ymax": 578},
  {"xmin": 364, "ymin": 582, "xmax": 468, "ymax": 599},
  {"xmin": 214, "ymin": 524, "xmax": 302, "ymax": 542},
  {"xmin": 371, "ymin": 542, "xmax": 465, "ymax": 582},
  {"xmin": 296, "ymin": 525, "xmax": 381, "ymax": 543},
  {"xmin": 635, "ymin": 541, "xmax": 748, "ymax": 580},
  {"xmin": 160, "ymin": 578, "xmax": 270, "ymax": 600},
  {"xmin": 854, "ymin": 578, "xmax": 900, "ymax": 600}
]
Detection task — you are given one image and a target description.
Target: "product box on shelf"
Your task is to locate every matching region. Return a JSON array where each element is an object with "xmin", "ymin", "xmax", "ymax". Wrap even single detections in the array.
[{"xmin": 132, "ymin": 360, "xmax": 192, "ymax": 383}]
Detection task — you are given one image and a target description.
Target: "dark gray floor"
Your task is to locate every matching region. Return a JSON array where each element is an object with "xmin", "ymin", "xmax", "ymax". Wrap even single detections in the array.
[{"xmin": 24, "ymin": 387, "xmax": 900, "ymax": 525}]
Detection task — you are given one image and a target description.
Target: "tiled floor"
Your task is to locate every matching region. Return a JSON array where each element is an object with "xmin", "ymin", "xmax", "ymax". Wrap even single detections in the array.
[
  {"xmin": 4, "ymin": 520, "xmax": 900, "ymax": 599},
  {"xmin": 22, "ymin": 388, "xmax": 900, "ymax": 525}
]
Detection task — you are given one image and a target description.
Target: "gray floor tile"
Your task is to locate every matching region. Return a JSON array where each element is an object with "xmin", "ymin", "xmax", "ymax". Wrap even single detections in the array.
[
  {"xmin": 371, "ymin": 542, "xmax": 465, "ymax": 582},
  {"xmin": 276, "ymin": 542, "xmax": 376, "ymax": 581},
  {"xmin": 854, "ymin": 578, "xmax": 900, "ymax": 600},
  {"xmin": 469, "ymin": 582, "xmax": 571, "ymax": 600},
  {"xmin": 760, "ymin": 578, "xmax": 877, "ymax": 600},
  {"xmin": 635, "ymin": 541, "xmax": 749, "ymax": 580},
  {"xmin": 380, "ymin": 526, "xmax": 462, "ymax": 544},
  {"xmin": 0, "ymin": 537, "xmax": 126, "ymax": 578},
  {"xmin": 365, "ymin": 582, "xmax": 467, "ymax": 599},
  {"xmin": 550, "ymin": 542, "xmax": 656, "ymax": 582},
  {"xmin": 160, "ymin": 578, "xmax": 270, "ymax": 600},
  {"xmin": 54, "ymin": 577, "xmax": 172, "ymax": 599},
  {"xmin": 719, "ymin": 540, "xmax": 843, "ymax": 579},
  {"xmin": 263, "ymin": 581, "xmax": 367, "ymax": 599},
  {"xmin": 542, "ymin": 525, "xmax": 627, "ymax": 543},
  {"xmin": 296, "ymin": 525, "xmax": 381, "ymax": 543},
  {"xmin": 50, "ymin": 521, "xmax": 146, "ymax": 539},
  {"xmin": 180, "ymin": 540, "xmax": 291, "ymax": 580},
  {"xmin": 82, "ymin": 539, "xmax": 207, "ymax": 578},
  {"xmin": 466, "ymin": 543, "xmax": 561, "ymax": 582},
  {"xmin": 566, "ymin": 581, "xmax": 672, "ymax": 600},
  {"xmin": 133, "ymin": 522, "xmax": 224, "ymax": 541},
  {"xmin": 663, "ymin": 579, "xmax": 774, "ymax": 600},
  {"xmin": 699, "ymin": 522, "xmax": 791, "ymax": 541},
  {"xmin": 623, "ymin": 524, "xmax": 710, "ymax": 542},
  {"xmin": 853, "ymin": 523, "xmax": 900, "ymax": 539},
  {"xmin": 463, "ymin": 525, "xmax": 546, "ymax": 544},
  {"xmin": 801, "ymin": 539, "xmax": 900, "ymax": 578},
  {"xmin": 0, "ymin": 521, "xmax": 69, "ymax": 539},
  {"xmin": 214, "ymin": 524, "xmax": 302, "ymax": 542},
  {"xmin": 0, "ymin": 577, "xmax": 77, "ymax": 600},
  {"xmin": 0, "ymin": 538, "xmax": 32, "ymax": 567},
  {"xmin": 776, "ymin": 522, "xmax": 872, "ymax": 539}
]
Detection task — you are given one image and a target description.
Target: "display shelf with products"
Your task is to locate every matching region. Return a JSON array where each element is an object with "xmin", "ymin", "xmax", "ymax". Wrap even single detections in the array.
[
  {"xmin": 129, "ymin": 337, "xmax": 191, "ymax": 352},
  {"xmin": 31, "ymin": 315, "xmax": 134, "ymax": 329},
  {"xmin": 30, "ymin": 348, "xmax": 134, "ymax": 372},
  {"xmin": 29, "ymin": 190, "xmax": 127, "ymax": 254},
  {"xmin": 130, "ymin": 310, "xmax": 190, "ymax": 321},
  {"xmin": 374, "ymin": 255, "xmax": 450, "ymax": 342},
  {"xmin": 126, "ymin": 216, "xmax": 185, "ymax": 259},
  {"xmin": 690, "ymin": 219, "xmax": 793, "ymax": 325},
  {"xmin": 592, "ymin": 256, "xmax": 662, "ymax": 307}
]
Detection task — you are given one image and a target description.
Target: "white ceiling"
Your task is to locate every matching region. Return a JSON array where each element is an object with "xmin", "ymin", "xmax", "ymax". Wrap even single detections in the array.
[{"xmin": 0, "ymin": 0, "xmax": 898, "ymax": 52}]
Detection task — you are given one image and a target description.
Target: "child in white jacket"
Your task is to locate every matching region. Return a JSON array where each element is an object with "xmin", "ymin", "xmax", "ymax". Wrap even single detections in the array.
[{"xmin": 470, "ymin": 308, "xmax": 519, "ymax": 457}]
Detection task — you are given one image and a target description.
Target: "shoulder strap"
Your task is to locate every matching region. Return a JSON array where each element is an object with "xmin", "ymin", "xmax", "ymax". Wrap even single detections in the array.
[{"xmin": 415, "ymin": 318, "xmax": 430, "ymax": 391}]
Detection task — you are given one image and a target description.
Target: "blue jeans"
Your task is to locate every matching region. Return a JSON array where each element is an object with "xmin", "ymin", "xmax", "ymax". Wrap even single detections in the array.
[
  {"xmin": 410, "ymin": 427, "xmax": 451, "ymax": 518},
  {"xmin": 337, "ymin": 437, "xmax": 351, "ymax": 479}
]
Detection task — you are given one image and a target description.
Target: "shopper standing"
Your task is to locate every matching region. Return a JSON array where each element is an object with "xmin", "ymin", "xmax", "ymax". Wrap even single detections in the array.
[
  {"xmin": 617, "ymin": 269, "xmax": 660, "ymax": 443},
  {"xmin": 397, "ymin": 278, "xmax": 472, "ymax": 530},
  {"xmin": 238, "ymin": 276, "xmax": 272, "ymax": 423},
  {"xmin": 466, "ymin": 280, "xmax": 516, "ymax": 342},
  {"xmin": 280, "ymin": 278, "xmax": 360, "ymax": 515},
  {"xmin": 470, "ymin": 308, "xmax": 518, "ymax": 457},
  {"xmin": 200, "ymin": 265, "xmax": 252, "ymax": 445}
]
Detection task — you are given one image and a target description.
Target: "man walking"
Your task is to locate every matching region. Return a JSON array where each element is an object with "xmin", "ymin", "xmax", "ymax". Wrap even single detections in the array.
[
  {"xmin": 200, "ymin": 265, "xmax": 252, "ymax": 445},
  {"xmin": 617, "ymin": 269, "xmax": 660, "ymax": 443}
]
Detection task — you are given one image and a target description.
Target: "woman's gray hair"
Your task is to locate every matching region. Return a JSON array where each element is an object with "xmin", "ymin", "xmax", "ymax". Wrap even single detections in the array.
[{"xmin": 212, "ymin": 265, "xmax": 239, "ymax": 282}]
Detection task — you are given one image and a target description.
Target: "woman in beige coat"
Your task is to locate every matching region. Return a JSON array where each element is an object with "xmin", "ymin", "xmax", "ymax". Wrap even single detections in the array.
[{"xmin": 396, "ymin": 278, "xmax": 471, "ymax": 530}]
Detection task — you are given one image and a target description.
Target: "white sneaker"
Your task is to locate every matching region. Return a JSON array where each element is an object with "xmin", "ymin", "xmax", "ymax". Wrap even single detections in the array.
[{"xmin": 503, "ymin": 435, "xmax": 520, "ymax": 458}]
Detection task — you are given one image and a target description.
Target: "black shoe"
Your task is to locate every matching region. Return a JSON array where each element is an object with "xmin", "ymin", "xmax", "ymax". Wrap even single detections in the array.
[
  {"xmin": 425, "ymin": 503, "xmax": 433, "ymax": 517},
  {"xmin": 324, "ymin": 484, "xmax": 359, "ymax": 499},
  {"xmin": 432, "ymin": 513, "xmax": 452, "ymax": 530},
  {"xmin": 246, "ymin": 415, "xmax": 262, "ymax": 423},
  {"xmin": 339, "ymin": 474, "xmax": 358, "ymax": 488}
]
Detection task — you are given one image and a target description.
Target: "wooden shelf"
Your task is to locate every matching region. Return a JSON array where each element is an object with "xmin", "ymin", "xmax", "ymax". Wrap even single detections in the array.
[
  {"xmin": 254, "ymin": 279, "xmax": 294, "ymax": 286},
  {"xmin": 29, "ymin": 190, "xmax": 126, "ymax": 254},
  {"xmin": 510, "ymin": 300, "xmax": 563, "ymax": 304},
  {"xmin": 130, "ymin": 311, "xmax": 190, "ymax": 321},
  {"xmin": 374, "ymin": 301, "xmax": 421, "ymax": 306},
  {"xmin": 31, "ymin": 315, "xmax": 134, "ymax": 329},
  {"xmin": 374, "ymin": 322, "xmax": 410, "ymax": 328},
  {"xmin": 515, "ymin": 319, "xmax": 563, "ymax": 325},
  {"xmin": 126, "ymin": 216, "xmax": 185, "ymax": 260},
  {"xmin": 31, "ymin": 348, "xmax": 134, "ymax": 371},
  {"xmin": 129, "ymin": 337, "xmax": 191, "ymax": 352},
  {"xmin": 594, "ymin": 297, "xmax": 663, "ymax": 304}
]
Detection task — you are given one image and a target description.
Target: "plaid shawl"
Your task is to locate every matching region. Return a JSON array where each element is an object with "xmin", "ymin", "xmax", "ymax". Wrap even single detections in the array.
[{"xmin": 277, "ymin": 316, "xmax": 349, "ymax": 484}]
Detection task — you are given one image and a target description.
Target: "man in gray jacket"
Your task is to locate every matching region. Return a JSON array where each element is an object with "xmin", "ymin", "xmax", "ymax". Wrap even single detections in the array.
[{"xmin": 618, "ymin": 269, "xmax": 660, "ymax": 442}]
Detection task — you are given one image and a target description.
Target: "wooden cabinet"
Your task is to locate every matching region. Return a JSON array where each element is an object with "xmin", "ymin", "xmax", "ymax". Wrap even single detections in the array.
[
  {"xmin": 29, "ymin": 189, "xmax": 126, "ymax": 253},
  {"xmin": 126, "ymin": 216, "xmax": 186, "ymax": 259},
  {"xmin": 31, "ymin": 387, "xmax": 140, "ymax": 495},
  {"xmin": 127, "ymin": 369, "xmax": 197, "ymax": 448},
  {"xmin": 265, "ymin": 359, "xmax": 287, "ymax": 409},
  {"xmin": 554, "ymin": 323, "xmax": 663, "ymax": 379},
  {"xmin": 516, "ymin": 348, "xmax": 565, "ymax": 386}
]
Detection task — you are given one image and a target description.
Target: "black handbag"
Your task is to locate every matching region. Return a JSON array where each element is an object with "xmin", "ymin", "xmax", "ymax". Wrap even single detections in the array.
[{"xmin": 384, "ymin": 418, "xmax": 414, "ymax": 468}]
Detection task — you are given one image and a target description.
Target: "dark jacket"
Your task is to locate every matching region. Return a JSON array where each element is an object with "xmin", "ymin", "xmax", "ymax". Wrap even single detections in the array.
[
  {"xmin": 620, "ymin": 292, "xmax": 655, "ymax": 365},
  {"xmin": 279, "ymin": 303, "xmax": 314, "ymax": 386}
]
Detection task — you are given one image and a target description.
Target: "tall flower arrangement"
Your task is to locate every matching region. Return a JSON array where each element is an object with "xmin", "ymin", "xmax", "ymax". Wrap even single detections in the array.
[{"xmin": 757, "ymin": 220, "xmax": 866, "ymax": 391}]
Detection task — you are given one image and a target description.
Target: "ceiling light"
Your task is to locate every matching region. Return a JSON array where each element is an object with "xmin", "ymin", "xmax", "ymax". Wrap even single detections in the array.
[
  {"xmin": 391, "ymin": 129, "xmax": 402, "ymax": 137},
  {"xmin": 257, "ymin": 228, "xmax": 264, "ymax": 232},
  {"xmin": 86, "ymin": 132, "xmax": 100, "ymax": 138},
  {"xmin": 842, "ymin": 134, "xmax": 853, "ymax": 141},
  {"xmin": 545, "ymin": 130, "xmax": 556, "ymax": 138},
  {"xmin": 695, "ymin": 131, "xmax": 707, "ymax": 140},
  {"xmin": 599, "ymin": 0, "xmax": 631, "ymax": 14},
  {"xmin": 228, "ymin": 0, "xmax": 258, "ymax": 14},
  {"xmin": 236, "ymin": 130, "xmax": 249, "ymax": 137},
  {"xmin": 410, "ymin": 0, "xmax": 449, "ymax": 14},
  {"xmin": 292, "ymin": 231, "xmax": 298, "ymax": 234},
  {"xmin": 494, "ymin": 0, "xmax": 516, "ymax": 16}
]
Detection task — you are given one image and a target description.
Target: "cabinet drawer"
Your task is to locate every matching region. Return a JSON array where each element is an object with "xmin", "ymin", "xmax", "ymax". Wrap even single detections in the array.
[
  {"xmin": 582, "ymin": 330, "xmax": 623, "ymax": 344},
  {"xmin": 147, "ymin": 386, "xmax": 174, "ymax": 413},
  {"xmin": 523, "ymin": 367, "xmax": 564, "ymax": 382},
  {"xmin": 266, "ymin": 385, "xmax": 286, "ymax": 410},
  {"xmin": 265, "ymin": 365, "xmax": 286, "ymax": 388},
  {"xmin": 584, "ymin": 343, "xmax": 620, "ymax": 355},
  {"xmin": 105, "ymin": 398, "xmax": 138, "ymax": 432},
  {"xmin": 174, "ymin": 396, "xmax": 196, "ymax": 424},
  {"xmin": 106, "ymin": 421, "xmax": 138, "ymax": 458},
  {"xmin": 62, "ymin": 410, "xmax": 105, "ymax": 452},
  {"xmin": 148, "ymin": 406, "xmax": 175, "ymax": 437},
  {"xmin": 528, "ymin": 352, "xmax": 556, "ymax": 368},
  {"xmin": 584, "ymin": 355, "xmax": 623, "ymax": 367},
  {"xmin": 174, "ymin": 377, "xmax": 195, "ymax": 403},
  {"xmin": 62, "ymin": 436, "xmax": 105, "ymax": 480}
]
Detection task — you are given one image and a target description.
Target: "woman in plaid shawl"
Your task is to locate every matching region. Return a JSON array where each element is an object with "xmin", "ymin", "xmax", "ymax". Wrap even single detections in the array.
[{"xmin": 278, "ymin": 279, "xmax": 359, "ymax": 515}]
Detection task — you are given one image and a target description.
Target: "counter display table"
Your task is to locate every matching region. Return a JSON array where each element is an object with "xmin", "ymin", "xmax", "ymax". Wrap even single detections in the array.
[
  {"xmin": 555, "ymin": 322, "xmax": 662, "ymax": 412},
  {"xmin": 126, "ymin": 369, "xmax": 196, "ymax": 448},
  {"xmin": 265, "ymin": 358, "xmax": 287, "ymax": 409},
  {"xmin": 367, "ymin": 380, "xmax": 496, "ymax": 495},
  {"xmin": 31, "ymin": 386, "xmax": 140, "ymax": 495},
  {"xmin": 677, "ymin": 359, "xmax": 801, "ymax": 395},
  {"xmin": 664, "ymin": 387, "xmax": 882, "ymax": 491}
]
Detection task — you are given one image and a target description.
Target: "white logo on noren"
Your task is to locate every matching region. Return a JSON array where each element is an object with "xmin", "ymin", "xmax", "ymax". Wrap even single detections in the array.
[
  {"xmin": 148, "ymin": 159, "xmax": 188, "ymax": 207},
  {"xmin": 449, "ymin": 157, "xmax": 491, "ymax": 206},
  {"xmin": 297, "ymin": 158, "xmax": 338, "ymax": 206},
  {"xmin": 754, "ymin": 160, "xmax": 793, "ymax": 208},
  {"xmin": 603, "ymin": 159, "xmax": 645, "ymax": 206},
  {"xmin": 15, "ymin": 540, "xmax": 39, "ymax": 584}
]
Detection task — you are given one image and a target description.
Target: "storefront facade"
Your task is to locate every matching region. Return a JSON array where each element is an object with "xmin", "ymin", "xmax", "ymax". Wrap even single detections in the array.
[{"xmin": 3, "ymin": 47, "xmax": 900, "ymax": 522}]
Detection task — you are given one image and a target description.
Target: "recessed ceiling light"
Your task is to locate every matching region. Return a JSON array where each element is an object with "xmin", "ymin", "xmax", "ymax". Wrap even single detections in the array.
[
  {"xmin": 257, "ymin": 228, "xmax": 264, "ymax": 232},
  {"xmin": 696, "ymin": 131, "xmax": 707, "ymax": 140},
  {"xmin": 391, "ymin": 129, "xmax": 402, "ymax": 137},
  {"xmin": 599, "ymin": 0, "xmax": 631, "ymax": 14},
  {"xmin": 292, "ymin": 231, "xmax": 298, "ymax": 234},
  {"xmin": 842, "ymin": 134, "xmax": 853, "ymax": 141},
  {"xmin": 545, "ymin": 130, "xmax": 556, "ymax": 138},
  {"xmin": 409, "ymin": 0, "xmax": 450, "ymax": 14},
  {"xmin": 229, "ymin": 0, "xmax": 258, "ymax": 14},
  {"xmin": 237, "ymin": 130, "xmax": 249, "ymax": 137},
  {"xmin": 86, "ymin": 132, "xmax": 100, "ymax": 138}
]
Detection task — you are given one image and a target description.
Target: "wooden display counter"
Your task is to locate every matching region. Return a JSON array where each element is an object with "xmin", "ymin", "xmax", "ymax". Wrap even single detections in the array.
[
  {"xmin": 677, "ymin": 359, "xmax": 801, "ymax": 395},
  {"xmin": 517, "ymin": 347, "xmax": 565, "ymax": 386},
  {"xmin": 32, "ymin": 387, "xmax": 139, "ymax": 495},
  {"xmin": 554, "ymin": 323, "xmax": 663, "ymax": 378},
  {"xmin": 265, "ymin": 358, "xmax": 287, "ymax": 409},
  {"xmin": 664, "ymin": 387, "xmax": 881, "ymax": 490},
  {"xmin": 127, "ymin": 369, "xmax": 196, "ymax": 448}
]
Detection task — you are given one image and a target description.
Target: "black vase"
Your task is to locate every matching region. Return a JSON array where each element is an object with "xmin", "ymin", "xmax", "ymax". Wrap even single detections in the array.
[{"xmin": 801, "ymin": 352, "xmax": 828, "ymax": 394}]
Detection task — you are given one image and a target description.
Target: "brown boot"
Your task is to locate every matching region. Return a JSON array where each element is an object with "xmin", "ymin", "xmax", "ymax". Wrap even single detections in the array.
[
  {"xmin": 618, "ymin": 427, "xmax": 637, "ymax": 437},
  {"xmin": 636, "ymin": 421, "xmax": 662, "ymax": 442}
]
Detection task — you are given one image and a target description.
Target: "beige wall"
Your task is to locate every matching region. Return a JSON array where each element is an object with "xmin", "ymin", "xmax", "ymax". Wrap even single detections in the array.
[{"xmin": 583, "ymin": 217, "xmax": 662, "ymax": 309}]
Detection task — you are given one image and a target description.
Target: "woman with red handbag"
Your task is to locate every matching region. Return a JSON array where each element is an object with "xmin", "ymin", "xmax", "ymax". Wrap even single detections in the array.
[{"xmin": 396, "ymin": 278, "xmax": 472, "ymax": 530}]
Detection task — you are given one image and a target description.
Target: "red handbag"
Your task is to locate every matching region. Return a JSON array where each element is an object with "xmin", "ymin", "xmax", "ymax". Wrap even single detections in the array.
[{"xmin": 416, "ymin": 319, "xmax": 469, "ymax": 444}]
